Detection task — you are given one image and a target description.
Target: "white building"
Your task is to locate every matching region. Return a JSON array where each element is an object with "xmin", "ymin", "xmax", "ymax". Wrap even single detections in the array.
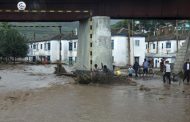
[
  {"xmin": 145, "ymin": 40, "xmax": 186, "ymax": 67},
  {"xmin": 112, "ymin": 36, "xmax": 146, "ymax": 66},
  {"xmin": 28, "ymin": 34, "xmax": 78, "ymax": 65},
  {"xmin": 28, "ymin": 31, "xmax": 146, "ymax": 67}
]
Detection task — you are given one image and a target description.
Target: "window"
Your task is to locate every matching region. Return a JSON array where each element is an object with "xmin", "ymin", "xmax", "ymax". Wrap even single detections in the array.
[
  {"xmin": 74, "ymin": 42, "xmax": 77, "ymax": 48},
  {"xmin": 33, "ymin": 44, "xmax": 36, "ymax": 49},
  {"xmin": 153, "ymin": 44, "xmax": 155, "ymax": 49},
  {"xmin": 47, "ymin": 43, "xmax": 51, "ymax": 50},
  {"xmin": 162, "ymin": 43, "xmax": 163, "ymax": 49},
  {"xmin": 166, "ymin": 42, "xmax": 171, "ymax": 48},
  {"xmin": 41, "ymin": 44, "xmax": 43, "ymax": 49},
  {"xmin": 135, "ymin": 40, "xmax": 140, "ymax": 46},
  {"xmin": 90, "ymin": 42, "xmax": 92, "ymax": 47},
  {"xmin": 134, "ymin": 57, "xmax": 139, "ymax": 64},
  {"xmin": 111, "ymin": 40, "xmax": 114, "ymax": 49},
  {"xmin": 69, "ymin": 42, "xmax": 73, "ymax": 51}
]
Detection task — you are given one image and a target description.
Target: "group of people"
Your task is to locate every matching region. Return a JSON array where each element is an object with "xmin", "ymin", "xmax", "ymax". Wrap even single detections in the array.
[
  {"xmin": 161, "ymin": 58, "xmax": 190, "ymax": 84},
  {"xmin": 92, "ymin": 58, "xmax": 190, "ymax": 85},
  {"xmin": 128, "ymin": 59, "xmax": 150, "ymax": 78},
  {"xmin": 93, "ymin": 63, "xmax": 111, "ymax": 73},
  {"xmin": 130, "ymin": 58, "xmax": 190, "ymax": 85}
]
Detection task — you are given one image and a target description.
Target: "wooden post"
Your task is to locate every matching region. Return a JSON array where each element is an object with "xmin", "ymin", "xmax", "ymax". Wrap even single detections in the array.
[
  {"xmin": 59, "ymin": 26, "xmax": 62, "ymax": 62},
  {"xmin": 147, "ymin": 34, "xmax": 150, "ymax": 53},
  {"xmin": 176, "ymin": 20, "xmax": 179, "ymax": 53},
  {"xmin": 156, "ymin": 37, "xmax": 159, "ymax": 53},
  {"xmin": 156, "ymin": 26, "xmax": 159, "ymax": 54},
  {"xmin": 128, "ymin": 20, "xmax": 131, "ymax": 65}
]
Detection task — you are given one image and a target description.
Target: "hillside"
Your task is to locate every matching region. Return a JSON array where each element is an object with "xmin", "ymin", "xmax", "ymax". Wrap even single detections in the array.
[
  {"xmin": 8, "ymin": 22, "xmax": 79, "ymax": 41},
  {"xmin": 1, "ymin": 20, "xmax": 120, "ymax": 41}
]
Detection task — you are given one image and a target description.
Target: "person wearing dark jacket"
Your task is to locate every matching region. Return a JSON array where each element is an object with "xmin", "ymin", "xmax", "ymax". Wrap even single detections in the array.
[
  {"xmin": 183, "ymin": 59, "xmax": 190, "ymax": 84},
  {"xmin": 133, "ymin": 61, "xmax": 140, "ymax": 77}
]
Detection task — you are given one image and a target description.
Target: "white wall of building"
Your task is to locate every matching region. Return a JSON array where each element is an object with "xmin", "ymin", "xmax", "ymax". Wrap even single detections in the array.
[
  {"xmin": 145, "ymin": 40, "xmax": 186, "ymax": 68},
  {"xmin": 131, "ymin": 37, "xmax": 146, "ymax": 66},
  {"xmin": 50, "ymin": 40, "xmax": 59, "ymax": 62},
  {"xmin": 28, "ymin": 36, "xmax": 145, "ymax": 67},
  {"xmin": 112, "ymin": 36, "xmax": 128, "ymax": 66},
  {"xmin": 28, "ymin": 39, "xmax": 77, "ymax": 64},
  {"xmin": 146, "ymin": 40, "xmax": 185, "ymax": 54},
  {"xmin": 112, "ymin": 36, "xmax": 146, "ymax": 66}
]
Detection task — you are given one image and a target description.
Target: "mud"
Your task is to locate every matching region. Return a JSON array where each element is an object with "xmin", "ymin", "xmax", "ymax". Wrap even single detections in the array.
[{"xmin": 0, "ymin": 65, "xmax": 189, "ymax": 122}]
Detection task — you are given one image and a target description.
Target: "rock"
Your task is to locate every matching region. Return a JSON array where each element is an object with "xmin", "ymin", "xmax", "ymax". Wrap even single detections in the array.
[
  {"xmin": 159, "ymin": 97, "xmax": 165, "ymax": 100},
  {"xmin": 139, "ymin": 85, "xmax": 151, "ymax": 91},
  {"xmin": 54, "ymin": 63, "xmax": 67, "ymax": 75}
]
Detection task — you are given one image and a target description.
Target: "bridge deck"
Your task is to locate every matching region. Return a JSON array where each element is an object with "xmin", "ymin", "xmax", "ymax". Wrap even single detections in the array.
[{"xmin": 0, "ymin": 0, "xmax": 190, "ymax": 21}]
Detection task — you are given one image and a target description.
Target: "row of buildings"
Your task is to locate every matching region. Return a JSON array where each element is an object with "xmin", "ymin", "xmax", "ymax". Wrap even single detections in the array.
[
  {"xmin": 27, "ymin": 28, "xmax": 186, "ymax": 68},
  {"xmin": 145, "ymin": 40, "xmax": 185, "ymax": 68}
]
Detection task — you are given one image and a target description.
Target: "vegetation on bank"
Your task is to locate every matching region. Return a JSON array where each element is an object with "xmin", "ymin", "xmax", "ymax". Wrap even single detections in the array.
[
  {"xmin": 0, "ymin": 22, "xmax": 28, "ymax": 64},
  {"xmin": 111, "ymin": 20, "xmax": 183, "ymax": 35}
]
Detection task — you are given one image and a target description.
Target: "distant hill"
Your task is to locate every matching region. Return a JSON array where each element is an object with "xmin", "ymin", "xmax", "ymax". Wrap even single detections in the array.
[
  {"xmin": 8, "ymin": 22, "xmax": 79, "ymax": 41},
  {"xmin": 3, "ymin": 20, "xmax": 121, "ymax": 41}
]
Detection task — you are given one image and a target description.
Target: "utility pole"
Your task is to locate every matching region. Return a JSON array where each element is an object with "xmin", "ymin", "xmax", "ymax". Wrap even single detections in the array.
[
  {"xmin": 128, "ymin": 20, "xmax": 131, "ymax": 65},
  {"xmin": 132, "ymin": 20, "xmax": 134, "ymax": 63},
  {"xmin": 156, "ymin": 31, "xmax": 159, "ymax": 54},
  {"xmin": 176, "ymin": 20, "xmax": 179, "ymax": 53},
  {"xmin": 56, "ymin": 26, "xmax": 66, "ymax": 75},
  {"xmin": 147, "ymin": 34, "xmax": 150, "ymax": 53},
  {"xmin": 156, "ymin": 24, "xmax": 159, "ymax": 54},
  {"xmin": 59, "ymin": 26, "xmax": 62, "ymax": 63}
]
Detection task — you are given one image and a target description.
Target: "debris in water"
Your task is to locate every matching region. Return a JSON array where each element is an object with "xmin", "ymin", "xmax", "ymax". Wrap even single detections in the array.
[{"xmin": 139, "ymin": 85, "xmax": 151, "ymax": 91}]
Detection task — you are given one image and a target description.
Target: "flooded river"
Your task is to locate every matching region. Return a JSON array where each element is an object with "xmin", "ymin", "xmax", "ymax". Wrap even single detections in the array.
[
  {"xmin": 0, "ymin": 64, "xmax": 74, "ymax": 92},
  {"xmin": 0, "ymin": 65, "xmax": 190, "ymax": 122}
]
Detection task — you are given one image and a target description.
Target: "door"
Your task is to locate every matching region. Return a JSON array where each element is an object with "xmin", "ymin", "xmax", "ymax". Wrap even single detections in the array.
[
  {"xmin": 32, "ymin": 56, "xmax": 36, "ymax": 62},
  {"xmin": 134, "ymin": 57, "xmax": 139, "ymax": 64},
  {"xmin": 69, "ymin": 57, "xmax": 73, "ymax": 65}
]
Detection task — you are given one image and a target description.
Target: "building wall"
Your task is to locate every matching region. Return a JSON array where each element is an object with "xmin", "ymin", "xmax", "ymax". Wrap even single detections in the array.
[
  {"xmin": 112, "ymin": 36, "xmax": 128, "ymax": 66},
  {"xmin": 131, "ymin": 37, "xmax": 146, "ymax": 66},
  {"xmin": 146, "ymin": 40, "xmax": 185, "ymax": 54},
  {"xmin": 145, "ymin": 40, "xmax": 186, "ymax": 68},
  {"xmin": 28, "ymin": 36, "xmax": 145, "ymax": 67},
  {"xmin": 50, "ymin": 40, "xmax": 59, "ymax": 62},
  {"xmin": 28, "ymin": 39, "xmax": 77, "ymax": 64},
  {"xmin": 111, "ymin": 36, "xmax": 146, "ymax": 67}
]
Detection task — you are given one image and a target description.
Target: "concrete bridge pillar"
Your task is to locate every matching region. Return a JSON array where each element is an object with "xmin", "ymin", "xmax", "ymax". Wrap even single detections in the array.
[{"xmin": 77, "ymin": 16, "xmax": 112, "ymax": 71}]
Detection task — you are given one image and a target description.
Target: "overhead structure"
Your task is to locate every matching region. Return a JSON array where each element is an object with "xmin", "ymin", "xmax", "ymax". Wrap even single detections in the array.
[{"xmin": 0, "ymin": 0, "xmax": 190, "ymax": 21}]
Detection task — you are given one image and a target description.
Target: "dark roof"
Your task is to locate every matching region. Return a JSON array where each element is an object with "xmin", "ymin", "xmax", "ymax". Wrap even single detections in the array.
[
  {"xmin": 111, "ymin": 27, "xmax": 146, "ymax": 37},
  {"xmin": 50, "ymin": 33, "xmax": 78, "ymax": 40},
  {"xmin": 29, "ymin": 32, "xmax": 78, "ymax": 43},
  {"xmin": 29, "ymin": 27, "xmax": 145, "ymax": 43}
]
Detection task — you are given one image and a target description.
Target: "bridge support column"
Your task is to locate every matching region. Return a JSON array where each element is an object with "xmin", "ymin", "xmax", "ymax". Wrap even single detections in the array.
[{"xmin": 77, "ymin": 16, "xmax": 112, "ymax": 71}]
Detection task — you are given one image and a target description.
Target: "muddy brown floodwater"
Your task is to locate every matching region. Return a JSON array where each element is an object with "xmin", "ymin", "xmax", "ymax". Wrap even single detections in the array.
[{"xmin": 0, "ymin": 65, "xmax": 190, "ymax": 122}]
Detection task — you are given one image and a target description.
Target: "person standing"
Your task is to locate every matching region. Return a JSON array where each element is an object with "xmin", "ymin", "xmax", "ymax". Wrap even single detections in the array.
[
  {"xmin": 163, "ymin": 61, "xmax": 171, "ymax": 84},
  {"xmin": 183, "ymin": 59, "xmax": 190, "ymax": 84},
  {"xmin": 133, "ymin": 61, "xmax": 139, "ymax": 77},
  {"xmin": 160, "ymin": 59, "xmax": 165, "ymax": 72},
  {"xmin": 143, "ymin": 59, "xmax": 149, "ymax": 76}
]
